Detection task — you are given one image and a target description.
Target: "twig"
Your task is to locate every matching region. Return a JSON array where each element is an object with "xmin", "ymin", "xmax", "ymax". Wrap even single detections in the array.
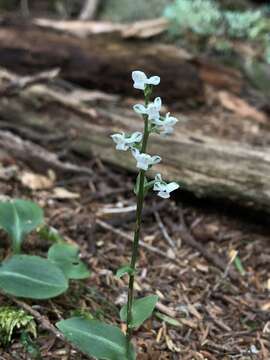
[
  {"xmin": 0, "ymin": 291, "xmax": 64, "ymax": 341},
  {"xmin": 178, "ymin": 207, "xmax": 239, "ymax": 282},
  {"xmin": 96, "ymin": 219, "xmax": 182, "ymax": 265},
  {"xmin": 154, "ymin": 211, "xmax": 176, "ymax": 249},
  {"xmin": 106, "ymin": 201, "xmax": 166, "ymax": 227},
  {"xmin": 0, "ymin": 291, "xmax": 91, "ymax": 359}
]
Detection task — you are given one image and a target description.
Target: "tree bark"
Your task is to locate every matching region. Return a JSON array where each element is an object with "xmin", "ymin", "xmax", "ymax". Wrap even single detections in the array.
[{"xmin": 0, "ymin": 71, "xmax": 270, "ymax": 214}]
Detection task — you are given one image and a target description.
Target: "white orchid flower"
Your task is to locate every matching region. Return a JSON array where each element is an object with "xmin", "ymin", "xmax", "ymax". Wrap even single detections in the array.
[
  {"xmin": 152, "ymin": 112, "xmax": 178, "ymax": 135},
  {"xmin": 153, "ymin": 173, "xmax": 179, "ymax": 199},
  {"xmin": 132, "ymin": 148, "xmax": 161, "ymax": 171},
  {"xmin": 132, "ymin": 70, "xmax": 160, "ymax": 91},
  {"xmin": 133, "ymin": 97, "xmax": 162, "ymax": 122},
  {"xmin": 111, "ymin": 131, "xmax": 143, "ymax": 151}
]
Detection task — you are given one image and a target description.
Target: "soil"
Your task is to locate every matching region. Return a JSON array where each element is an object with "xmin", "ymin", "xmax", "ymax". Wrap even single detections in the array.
[{"xmin": 0, "ymin": 98, "xmax": 269, "ymax": 359}]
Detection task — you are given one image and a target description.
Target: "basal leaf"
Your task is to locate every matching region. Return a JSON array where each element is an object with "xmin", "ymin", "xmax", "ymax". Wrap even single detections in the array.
[
  {"xmin": 0, "ymin": 199, "xmax": 44, "ymax": 253},
  {"xmin": 37, "ymin": 225, "xmax": 64, "ymax": 244},
  {"xmin": 120, "ymin": 295, "xmax": 158, "ymax": 328},
  {"xmin": 0, "ymin": 255, "xmax": 68, "ymax": 299},
  {"xmin": 56, "ymin": 317, "xmax": 136, "ymax": 360},
  {"xmin": 48, "ymin": 243, "xmax": 90, "ymax": 280}
]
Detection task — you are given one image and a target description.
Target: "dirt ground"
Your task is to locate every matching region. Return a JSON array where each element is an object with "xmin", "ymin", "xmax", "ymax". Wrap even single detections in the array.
[{"xmin": 0, "ymin": 95, "xmax": 270, "ymax": 359}]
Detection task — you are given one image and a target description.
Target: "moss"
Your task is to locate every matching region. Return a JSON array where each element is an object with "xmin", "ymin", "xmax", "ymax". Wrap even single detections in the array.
[{"xmin": 0, "ymin": 306, "xmax": 36, "ymax": 345}]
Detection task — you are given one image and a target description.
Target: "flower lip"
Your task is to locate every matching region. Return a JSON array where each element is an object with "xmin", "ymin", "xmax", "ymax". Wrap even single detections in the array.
[{"xmin": 153, "ymin": 173, "xmax": 179, "ymax": 198}]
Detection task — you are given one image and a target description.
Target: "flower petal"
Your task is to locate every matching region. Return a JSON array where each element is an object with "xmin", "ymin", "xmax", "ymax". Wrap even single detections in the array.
[
  {"xmin": 131, "ymin": 148, "xmax": 140, "ymax": 159},
  {"xmin": 129, "ymin": 131, "xmax": 143, "ymax": 142},
  {"xmin": 132, "ymin": 71, "xmax": 147, "ymax": 90},
  {"xmin": 155, "ymin": 173, "xmax": 162, "ymax": 182},
  {"xmin": 158, "ymin": 190, "xmax": 170, "ymax": 199},
  {"xmin": 132, "ymin": 70, "xmax": 147, "ymax": 83},
  {"xmin": 133, "ymin": 104, "xmax": 147, "ymax": 114},
  {"xmin": 167, "ymin": 182, "xmax": 179, "ymax": 192},
  {"xmin": 147, "ymin": 76, "xmax": 160, "ymax": 86},
  {"xmin": 154, "ymin": 97, "xmax": 162, "ymax": 109},
  {"xmin": 151, "ymin": 156, "xmax": 162, "ymax": 165}
]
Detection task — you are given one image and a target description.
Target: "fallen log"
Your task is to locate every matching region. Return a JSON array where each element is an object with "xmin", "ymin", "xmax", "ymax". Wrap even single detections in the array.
[
  {"xmin": 0, "ymin": 18, "xmax": 249, "ymax": 106},
  {"xmin": 0, "ymin": 70, "xmax": 270, "ymax": 214}
]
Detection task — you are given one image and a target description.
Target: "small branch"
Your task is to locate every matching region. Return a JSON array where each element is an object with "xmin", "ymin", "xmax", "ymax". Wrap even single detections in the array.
[
  {"xmin": 0, "ymin": 291, "xmax": 91, "ymax": 358},
  {"xmin": 154, "ymin": 211, "xmax": 176, "ymax": 249},
  {"xmin": 0, "ymin": 291, "xmax": 64, "ymax": 340},
  {"xmin": 96, "ymin": 219, "xmax": 182, "ymax": 265},
  {"xmin": 178, "ymin": 208, "xmax": 239, "ymax": 283}
]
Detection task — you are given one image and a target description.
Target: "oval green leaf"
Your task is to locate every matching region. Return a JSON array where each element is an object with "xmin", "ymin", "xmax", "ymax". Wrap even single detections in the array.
[
  {"xmin": 0, "ymin": 255, "xmax": 68, "ymax": 299},
  {"xmin": 120, "ymin": 295, "xmax": 158, "ymax": 328},
  {"xmin": 0, "ymin": 199, "xmax": 44, "ymax": 253},
  {"xmin": 56, "ymin": 317, "xmax": 136, "ymax": 360},
  {"xmin": 48, "ymin": 243, "xmax": 90, "ymax": 280}
]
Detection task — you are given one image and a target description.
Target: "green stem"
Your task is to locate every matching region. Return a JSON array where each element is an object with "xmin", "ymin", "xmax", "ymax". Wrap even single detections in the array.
[{"xmin": 126, "ymin": 90, "xmax": 151, "ymax": 356}]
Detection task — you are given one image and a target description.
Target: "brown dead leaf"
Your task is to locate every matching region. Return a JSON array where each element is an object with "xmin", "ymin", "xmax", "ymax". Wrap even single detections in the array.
[
  {"xmin": 218, "ymin": 91, "xmax": 267, "ymax": 123},
  {"xmin": 52, "ymin": 187, "xmax": 80, "ymax": 199},
  {"xmin": 20, "ymin": 171, "xmax": 54, "ymax": 190}
]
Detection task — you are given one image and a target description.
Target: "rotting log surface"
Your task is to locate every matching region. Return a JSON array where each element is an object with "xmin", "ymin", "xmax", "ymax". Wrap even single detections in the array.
[
  {"xmin": 0, "ymin": 19, "xmax": 247, "ymax": 107},
  {"xmin": 0, "ymin": 74, "xmax": 270, "ymax": 214}
]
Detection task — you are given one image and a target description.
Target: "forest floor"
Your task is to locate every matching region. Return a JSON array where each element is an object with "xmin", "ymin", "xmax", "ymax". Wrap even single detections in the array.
[{"xmin": 0, "ymin": 96, "xmax": 270, "ymax": 360}]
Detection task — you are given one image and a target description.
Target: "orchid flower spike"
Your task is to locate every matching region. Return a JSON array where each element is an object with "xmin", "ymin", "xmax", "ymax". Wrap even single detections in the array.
[
  {"xmin": 111, "ymin": 131, "xmax": 143, "ymax": 151},
  {"xmin": 132, "ymin": 70, "xmax": 160, "ymax": 91},
  {"xmin": 132, "ymin": 148, "xmax": 161, "ymax": 171},
  {"xmin": 133, "ymin": 97, "xmax": 162, "ymax": 122},
  {"xmin": 153, "ymin": 112, "xmax": 178, "ymax": 135},
  {"xmin": 153, "ymin": 173, "xmax": 179, "ymax": 199}
]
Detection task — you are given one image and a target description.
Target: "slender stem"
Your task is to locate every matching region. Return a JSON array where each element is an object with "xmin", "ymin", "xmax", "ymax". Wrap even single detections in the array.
[{"xmin": 126, "ymin": 90, "xmax": 151, "ymax": 355}]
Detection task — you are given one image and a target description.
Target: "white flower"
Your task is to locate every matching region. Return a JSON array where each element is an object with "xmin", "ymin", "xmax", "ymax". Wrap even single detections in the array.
[
  {"xmin": 132, "ymin": 70, "xmax": 160, "ymax": 90},
  {"xmin": 133, "ymin": 97, "xmax": 162, "ymax": 122},
  {"xmin": 111, "ymin": 131, "xmax": 143, "ymax": 151},
  {"xmin": 152, "ymin": 112, "xmax": 178, "ymax": 135},
  {"xmin": 132, "ymin": 148, "xmax": 161, "ymax": 171},
  {"xmin": 153, "ymin": 173, "xmax": 179, "ymax": 198}
]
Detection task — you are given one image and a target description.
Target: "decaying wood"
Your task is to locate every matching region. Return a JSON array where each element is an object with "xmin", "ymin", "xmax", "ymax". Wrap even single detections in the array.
[
  {"xmin": 0, "ymin": 20, "xmax": 248, "ymax": 104},
  {"xmin": 34, "ymin": 17, "xmax": 169, "ymax": 39},
  {"xmin": 0, "ymin": 131, "xmax": 92, "ymax": 176},
  {"xmin": 0, "ymin": 69, "xmax": 270, "ymax": 214}
]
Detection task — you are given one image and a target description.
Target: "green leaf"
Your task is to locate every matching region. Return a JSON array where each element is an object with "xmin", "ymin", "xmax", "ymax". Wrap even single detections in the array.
[
  {"xmin": 115, "ymin": 266, "xmax": 134, "ymax": 279},
  {"xmin": 56, "ymin": 317, "xmax": 136, "ymax": 360},
  {"xmin": 0, "ymin": 255, "xmax": 68, "ymax": 299},
  {"xmin": 234, "ymin": 255, "xmax": 245, "ymax": 276},
  {"xmin": 134, "ymin": 174, "xmax": 148, "ymax": 196},
  {"xmin": 48, "ymin": 243, "xmax": 90, "ymax": 280},
  {"xmin": 37, "ymin": 225, "xmax": 64, "ymax": 244},
  {"xmin": 155, "ymin": 312, "xmax": 182, "ymax": 327},
  {"xmin": 0, "ymin": 199, "xmax": 44, "ymax": 253},
  {"xmin": 120, "ymin": 295, "xmax": 158, "ymax": 328}
]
